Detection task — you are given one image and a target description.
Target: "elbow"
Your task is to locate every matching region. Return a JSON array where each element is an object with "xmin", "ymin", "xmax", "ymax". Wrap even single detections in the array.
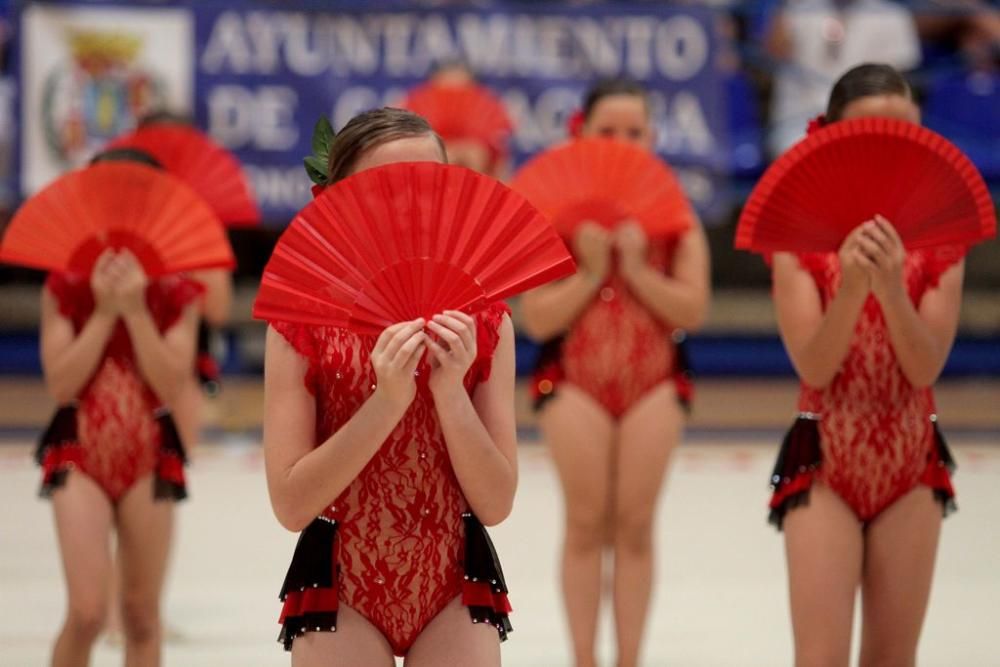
[
  {"xmin": 905, "ymin": 369, "xmax": 940, "ymax": 390},
  {"xmin": 519, "ymin": 311, "xmax": 551, "ymax": 343},
  {"xmin": 670, "ymin": 293, "xmax": 710, "ymax": 333},
  {"xmin": 477, "ymin": 499, "xmax": 513, "ymax": 527},
  {"xmin": 795, "ymin": 361, "xmax": 837, "ymax": 391},
  {"xmin": 677, "ymin": 306, "xmax": 709, "ymax": 334},
  {"xmin": 272, "ymin": 499, "xmax": 313, "ymax": 533},
  {"xmin": 46, "ymin": 381, "xmax": 77, "ymax": 406},
  {"xmin": 800, "ymin": 370, "xmax": 835, "ymax": 391},
  {"xmin": 474, "ymin": 482, "xmax": 516, "ymax": 527}
]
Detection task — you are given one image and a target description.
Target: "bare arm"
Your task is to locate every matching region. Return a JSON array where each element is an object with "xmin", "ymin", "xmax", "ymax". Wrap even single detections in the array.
[
  {"xmin": 123, "ymin": 306, "xmax": 198, "ymax": 405},
  {"xmin": 618, "ymin": 224, "xmax": 711, "ymax": 332},
  {"xmin": 263, "ymin": 320, "xmax": 426, "ymax": 532},
  {"xmin": 520, "ymin": 223, "xmax": 611, "ymax": 341},
  {"xmin": 857, "ymin": 217, "xmax": 963, "ymax": 388},
  {"xmin": 519, "ymin": 274, "xmax": 602, "ymax": 341},
  {"xmin": 427, "ymin": 312, "xmax": 517, "ymax": 526},
  {"xmin": 772, "ymin": 244, "xmax": 869, "ymax": 389},
  {"xmin": 189, "ymin": 268, "xmax": 232, "ymax": 326},
  {"xmin": 764, "ymin": 12, "xmax": 793, "ymax": 60},
  {"xmin": 40, "ymin": 288, "xmax": 117, "ymax": 404},
  {"xmin": 113, "ymin": 253, "xmax": 198, "ymax": 405}
]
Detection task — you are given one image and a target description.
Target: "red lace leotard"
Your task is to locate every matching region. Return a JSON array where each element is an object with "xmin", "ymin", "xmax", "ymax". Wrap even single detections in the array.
[
  {"xmin": 531, "ymin": 237, "xmax": 693, "ymax": 418},
  {"xmin": 768, "ymin": 248, "xmax": 961, "ymax": 527},
  {"xmin": 36, "ymin": 273, "xmax": 202, "ymax": 503},
  {"xmin": 272, "ymin": 302, "xmax": 513, "ymax": 656}
]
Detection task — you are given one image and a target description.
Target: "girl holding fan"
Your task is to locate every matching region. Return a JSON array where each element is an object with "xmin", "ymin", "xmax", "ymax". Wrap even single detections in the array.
[
  {"xmin": 765, "ymin": 64, "xmax": 966, "ymax": 666},
  {"xmin": 519, "ymin": 79, "xmax": 711, "ymax": 667},
  {"xmin": 260, "ymin": 108, "xmax": 543, "ymax": 666}
]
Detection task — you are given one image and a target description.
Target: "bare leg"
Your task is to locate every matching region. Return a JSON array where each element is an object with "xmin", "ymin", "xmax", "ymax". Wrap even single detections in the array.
[
  {"xmin": 404, "ymin": 596, "xmax": 500, "ymax": 667},
  {"xmin": 115, "ymin": 476, "xmax": 174, "ymax": 667},
  {"xmin": 540, "ymin": 385, "xmax": 616, "ymax": 667},
  {"xmin": 105, "ymin": 553, "xmax": 123, "ymax": 645},
  {"xmin": 290, "ymin": 604, "xmax": 395, "ymax": 667},
  {"xmin": 158, "ymin": 378, "xmax": 202, "ymax": 646},
  {"xmin": 783, "ymin": 483, "xmax": 863, "ymax": 667},
  {"xmin": 50, "ymin": 472, "xmax": 114, "ymax": 667},
  {"xmin": 858, "ymin": 487, "xmax": 942, "ymax": 667},
  {"xmin": 611, "ymin": 383, "xmax": 682, "ymax": 667}
]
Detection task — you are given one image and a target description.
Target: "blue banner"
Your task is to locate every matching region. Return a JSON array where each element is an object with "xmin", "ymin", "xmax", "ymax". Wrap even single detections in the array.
[{"xmin": 17, "ymin": 1, "xmax": 752, "ymax": 225}]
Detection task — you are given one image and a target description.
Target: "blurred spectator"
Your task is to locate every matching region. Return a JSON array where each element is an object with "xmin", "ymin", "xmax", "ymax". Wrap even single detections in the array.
[
  {"xmin": 764, "ymin": 0, "xmax": 921, "ymax": 155},
  {"xmin": 914, "ymin": 0, "xmax": 1000, "ymax": 71}
]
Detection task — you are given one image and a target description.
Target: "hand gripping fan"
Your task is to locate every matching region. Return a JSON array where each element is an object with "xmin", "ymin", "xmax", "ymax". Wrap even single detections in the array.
[
  {"xmin": 509, "ymin": 137, "xmax": 696, "ymax": 238},
  {"xmin": 402, "ymin": 83, "xmax": 513, "ymax": 153},
  {"xmin": 108, "ymin": 124, "xmax": 261, "ymax": 227},
  {"xmin": 735, "ymin": 116, "xmax": 996, "ymax": 253},
  {"xmin": 253, "ymin": 162, "xmax": 576, "ymax": 334},
  {"xmin": 0, "ymin": 161, "xmax": 235, "ymax": 276}
]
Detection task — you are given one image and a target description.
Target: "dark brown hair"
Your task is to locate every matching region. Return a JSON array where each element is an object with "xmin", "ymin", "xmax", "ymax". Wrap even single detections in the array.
[
  {"xmin": 89, "ymin": 147, "xmax": 163, "ymax": 169},
  {"xmin": 328, "ymin": 108, "xmax": 445, "ymax": 184},
  {"xmin": 582, "ymin": 78, "xmax": 650, "ymax": 121},
  {"xmin": 138, "ymin": 109, "xmax": 193, "ymax": 127},
  {"xmin": 826, "ymin": 63, "xmax": 912, "ymax": 122}
]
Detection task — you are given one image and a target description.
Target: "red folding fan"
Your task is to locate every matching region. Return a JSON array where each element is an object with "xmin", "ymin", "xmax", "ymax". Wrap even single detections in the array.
[
  {"xmin": 0, "ymin": 162, "xmax": 235, "ymax": 277},
  {"xmin": 253, "ymin": 162, "xmax": 575, "ymax": 334},
  {"xmin": 108, "ymin": 124, "xmax": 261, "ymax": 227},
  {"xmin": 509, "ymin": 138, "xmax": 697, "ymax": 239},
  {"xmin": 735, "ymin": 116, "xmax": 996, "ymax": 253},
  {"xmin": 402, "ymin": 83, "xmax": 513, "ymax": 154}
]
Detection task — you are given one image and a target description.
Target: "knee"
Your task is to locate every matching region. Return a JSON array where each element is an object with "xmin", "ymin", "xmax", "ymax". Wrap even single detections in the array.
[
  {"xmin": 65, "ymin": 600, "xmax": 106, "ymax": 643},
  {"xmin": 859, "ymin": 648, "xmax": 916, "ymax": 667},
  {"xmin": 614, "ymin": 512, "xmax": 654, "ymax": 556},
  {"xmin": 795, "ymin": 645, "xmax": 851, "ymax": 667},
  {"xmin": 121, "ymin": 595, "xmax": 160, "ymax": 644},
  {"xmin": 565, "ymin": 506, "xmax": 609, "ymax": 552}
]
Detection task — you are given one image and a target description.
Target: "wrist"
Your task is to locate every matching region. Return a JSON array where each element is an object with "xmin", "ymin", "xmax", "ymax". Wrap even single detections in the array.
[
  {"xmin": 369, "ymin": 386, "xmax": 412, "ymax": 419},
  {"xmin": 620, "ymin": 260, "xmax": 648, "ymax": 284},
  {"xmin": 90, "ymin": 309, "xmax": 118, "ymax": 326},
  {"xmin": 877, "ymin": 280, "xmax": 907, "ymax": 304},
  {"xmin": 121, "ymin": 308, "xmax": 152, "ymax": 327},
  {"xmin": 578, "ymin": 270, "xmax": 605, "ymax": 292},
  {"xmin": 429, "ymin": 378, "xmax": 470, "ymax": 405}
]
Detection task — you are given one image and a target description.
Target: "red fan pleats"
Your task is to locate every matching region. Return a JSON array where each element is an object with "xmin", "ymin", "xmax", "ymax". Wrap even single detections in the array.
[
  {"xmin": 253, "ymin": 162, "xmax": 575, "ymax": 334},
  {"xmin": 108, "ymin": 124, "xmax": 261, "ymax": 227},
  {"xmin": 509, "ymin": 138, "xmax": 696, "ymax": 239},
  {"xmin": 0, "ymin": 162, "xmax": 234, "ymax": 276},
  {"xmin": 736, "ymin": 116, "xmax": 996, "ymax": 253}
]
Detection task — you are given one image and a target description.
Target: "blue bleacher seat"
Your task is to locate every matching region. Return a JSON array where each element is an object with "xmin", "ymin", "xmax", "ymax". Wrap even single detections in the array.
[{"xmin": 923, "ymin": 70, "xmax": 1000, "ymax": 180}]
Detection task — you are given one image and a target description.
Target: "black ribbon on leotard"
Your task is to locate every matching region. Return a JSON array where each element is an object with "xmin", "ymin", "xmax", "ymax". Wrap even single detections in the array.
[
  {"xmin": 195, "ymin": 320, "xmax": 222, "ymax": 396},
  {"xmin": 931, "ymin": 421, "xmax": 958, "ymax": 517},
  {"xmin": 153, "ymin": 410, "xmax": 189, "ymax": 501},
  {"xmin": 463, "ymin": 512, "xmax": 513, "ymax": 641},
  {"xmin": 277, "ymin": 517, "xmax": 339, "ymax": 650},
  {"xmin": 767, "ymin": 415, "xmax": 822, "ymax": 530},
  {"xmin": 35, "ymin": 404, "xmax": 80, "ymax": 497}
]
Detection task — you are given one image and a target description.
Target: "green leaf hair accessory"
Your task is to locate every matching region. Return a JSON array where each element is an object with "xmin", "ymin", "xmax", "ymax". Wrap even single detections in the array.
[{"xmin": 304, "ymin": 116, "xmax": 335, "ymax": 187}]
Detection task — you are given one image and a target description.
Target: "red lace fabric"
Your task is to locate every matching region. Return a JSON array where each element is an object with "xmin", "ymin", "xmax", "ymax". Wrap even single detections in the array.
[
  {"xmin": 558, "ymin": 238, "xmax": 683, "ymax": 418},
  {"xmin": 271, "ymin": 302, "xmax": 509, "ymax": 655},
  {"xmin": 794, "ymin": 247, "xmax": 963, "ymax": 521},
  {"xmin": 44, "ymin": 273, "xmax": 203, "ymax": 502}
]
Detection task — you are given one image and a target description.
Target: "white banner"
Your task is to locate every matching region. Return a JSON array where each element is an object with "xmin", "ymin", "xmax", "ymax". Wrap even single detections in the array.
[{"xmin": 21, "ymin": 4, "xmax": 194, "ymax": 193}]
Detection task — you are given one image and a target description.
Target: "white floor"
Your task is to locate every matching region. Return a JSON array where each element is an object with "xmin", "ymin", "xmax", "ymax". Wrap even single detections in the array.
[{"xmin": 1, "ymin": 437, "xmax": 999, "ymax": 667}]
